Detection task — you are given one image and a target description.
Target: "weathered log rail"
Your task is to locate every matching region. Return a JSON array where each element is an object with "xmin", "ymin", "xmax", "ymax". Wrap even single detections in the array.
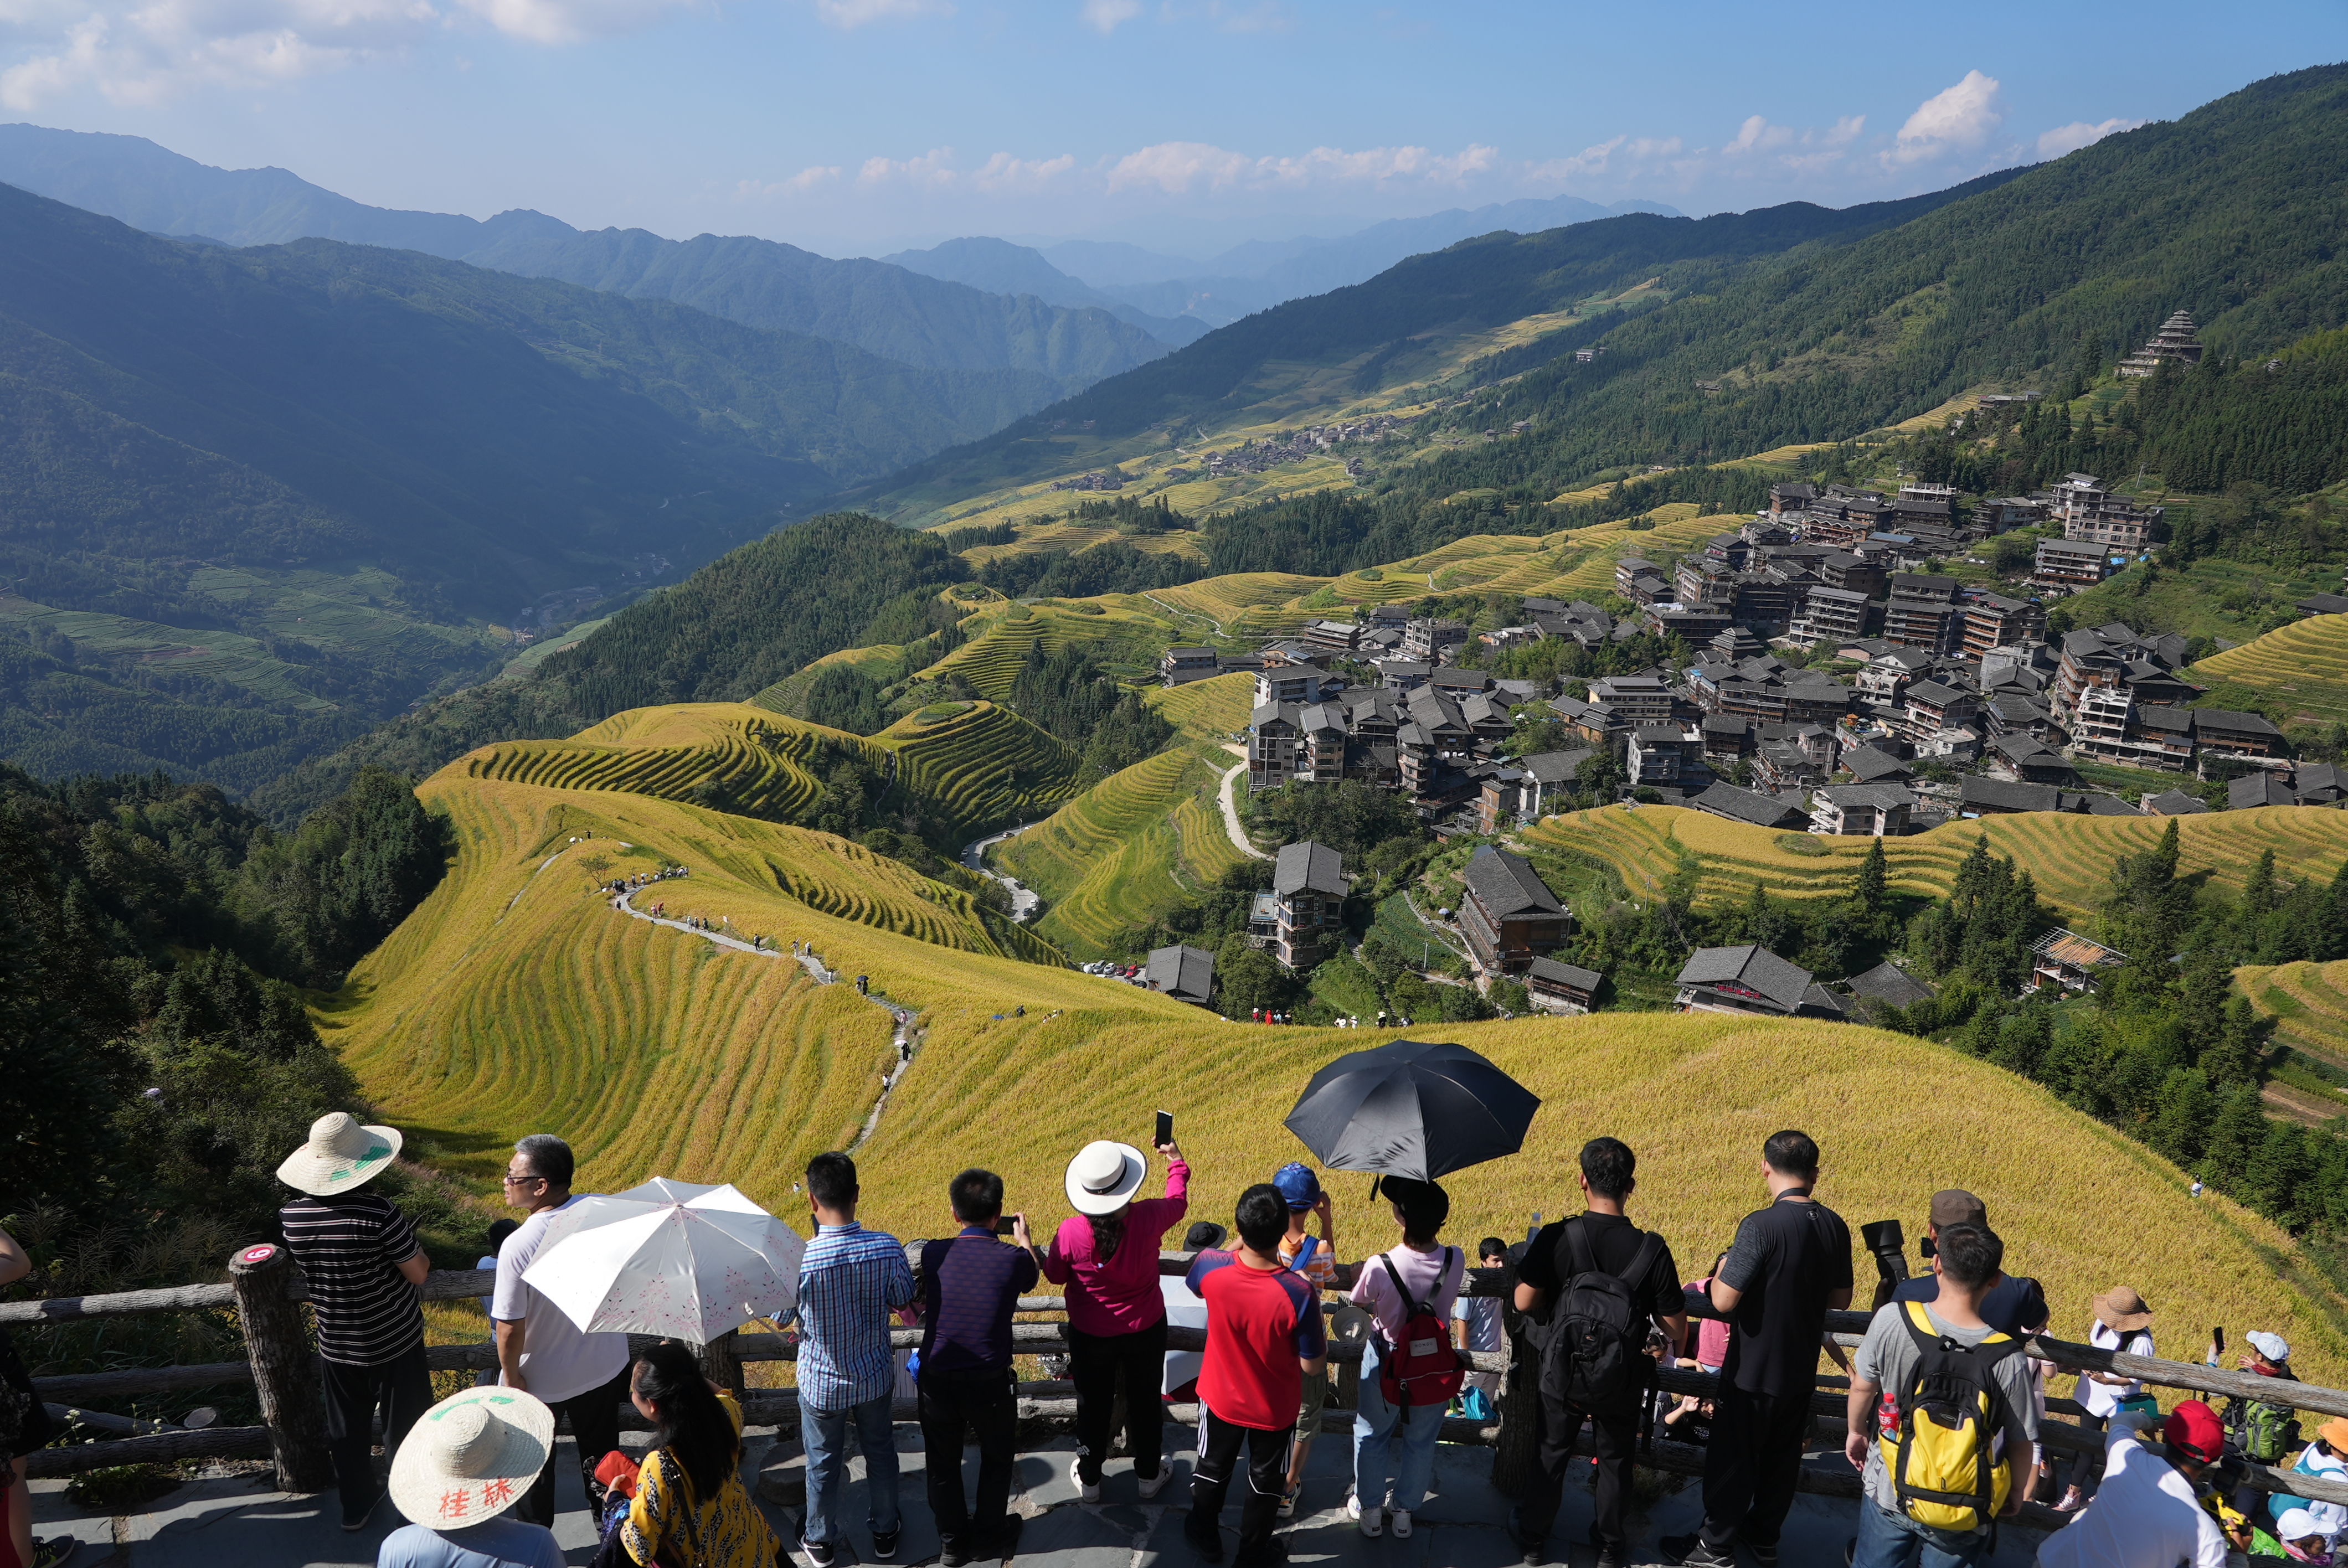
[{"xmin": 20, "ymin": 1246, "xmax": 2348, "ymax": 1529}]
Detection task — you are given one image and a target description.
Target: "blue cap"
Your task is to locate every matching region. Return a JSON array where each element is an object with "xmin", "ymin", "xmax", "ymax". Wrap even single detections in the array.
[{"xmin": 1272, "ymin": 1163, "xmax": 1321, "ymax": 1211}]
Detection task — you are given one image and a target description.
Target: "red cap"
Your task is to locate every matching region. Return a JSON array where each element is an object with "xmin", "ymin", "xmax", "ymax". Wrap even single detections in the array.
[{"xmin": 2164, "ymin": 1400, "xmax": 2224, "ymax": 1463}]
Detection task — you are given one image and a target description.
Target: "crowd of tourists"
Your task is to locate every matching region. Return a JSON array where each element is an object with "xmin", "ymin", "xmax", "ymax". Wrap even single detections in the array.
[{"xmin": 157, "ymin": 1107, "xmax": 2337, "ymax": 1568}]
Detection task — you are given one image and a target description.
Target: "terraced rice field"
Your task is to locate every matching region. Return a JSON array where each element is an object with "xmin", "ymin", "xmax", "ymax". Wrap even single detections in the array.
[
  {"xmin": 1149, "ymin": 672, "xmax": 1254, "ymax": 742},
  {"xmin": 1521, "ymin": 803, "xmax": 2348, "ymax": 918},
  {"xmin": 460, "ymin": 700, "xmax": 1082, "ymax": 841},
  {"xmin": 917, "ymin": 602, "xmax": 1169, "ymax": 697},
  {"xmin": 1549, "ymin": 508, "xmax": 1744, "ymax": 599},
  {"xmin": 871, "ymin": 700, "xmax": 1082, "ymax": 830},
  {"xmin": 1127, "ymin": 574, "xmax": 1329, "ymax": 637},
  {"xmin": 353, "ymin": 785, "xmax": 2348, "ymax": 1389},
  {"xmin": 460, "ymin": 704, "xmax": 841, "ymax": 821},
  {"xmin": 327, "ymin": 776, "xmax": 1082, "ymax": 1187},
  {"xmin": 996, "ymin": 747, "xmax": 1243, "ymax": 955},
  {"xmin": 2189, "ymin": 613, "xmax": 2348, "ymax": 724},
  {"xmin": 2238, "ymin": 960, "xmax": 2348, "ymax": 1068},
  {"xmin": 854, "ymin": 1007, "xmax": 2348, "ymax": 1394}
]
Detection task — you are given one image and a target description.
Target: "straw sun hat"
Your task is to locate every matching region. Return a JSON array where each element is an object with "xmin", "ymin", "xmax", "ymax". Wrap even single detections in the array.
[
  {"xmin": 275, "ymin": 1111, "xmax": 403, "ymax": 1197},
  {"xmin": 1064, "ymin": 1140, "xmax": 1149, "ymax": 1216},
  {"xmin": 2092, "ymin": 1285, "xmax": 2154, "ymax": 1333},
  {"xmin": 388, "ymin": 1386, "xmax": 555, "ymax": 1529}
]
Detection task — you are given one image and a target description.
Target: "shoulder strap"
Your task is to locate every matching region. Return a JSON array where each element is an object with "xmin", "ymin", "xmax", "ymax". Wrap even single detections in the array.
[
  {"xmin": 1380, "ymin": 1252, "xmax": 1426, "ymax": 1319},
  {"xmin": 1560, "ymin": 1218, "xmax": 1599, "ymax": 1280},
  {"xmin": 1622, "ymin": 1230, "xmax": 1665, "ymax": 1292}
]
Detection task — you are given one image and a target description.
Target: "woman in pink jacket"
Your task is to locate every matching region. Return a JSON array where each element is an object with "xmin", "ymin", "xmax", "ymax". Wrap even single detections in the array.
[{"xmin": 1041, "ymin": 1137, "xmax": 1188, "ymax": 1502}]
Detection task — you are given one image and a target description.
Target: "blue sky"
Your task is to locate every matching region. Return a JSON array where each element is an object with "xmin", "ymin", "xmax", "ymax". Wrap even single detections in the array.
[{"xmin": 3, "ymin": 1, "xmax": 2341, "ymax": 259}]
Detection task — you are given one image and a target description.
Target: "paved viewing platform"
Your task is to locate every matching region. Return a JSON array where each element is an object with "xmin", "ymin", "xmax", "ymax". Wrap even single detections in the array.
[{"xmin": 32, "ymin": 1421, "xmax": 2048, "ymax": 1567}]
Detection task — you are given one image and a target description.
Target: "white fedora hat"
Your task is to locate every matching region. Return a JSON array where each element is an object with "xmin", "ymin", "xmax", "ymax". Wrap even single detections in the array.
[
  {"xmin": 1064, "ymin": 1140, "xmax": 1148, "ymax": 1216},
  {"xmin": 388, "ymin": 1386, "xmax": 555, "ymax": 1528},
  {"xmin": 275, "ymin": 1112, "xmax": 403, "ymax": 1197}
]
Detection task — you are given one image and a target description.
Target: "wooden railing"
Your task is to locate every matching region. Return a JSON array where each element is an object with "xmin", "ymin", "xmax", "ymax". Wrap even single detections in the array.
[{"xmin": 18, "ymin": 1246, "xmax": 2348, "ymax": 1531}]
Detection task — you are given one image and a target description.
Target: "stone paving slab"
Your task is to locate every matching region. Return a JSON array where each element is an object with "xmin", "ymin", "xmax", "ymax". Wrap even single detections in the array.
[{"xmin": 32, "ymin": 1429, "xmax": 2053, "ymax": 1566}]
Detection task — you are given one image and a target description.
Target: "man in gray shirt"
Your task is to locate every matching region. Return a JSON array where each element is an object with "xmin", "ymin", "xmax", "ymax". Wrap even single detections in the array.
[{"xmin": 1843, "ymin": 1223, "xmax": 2036, "ymax": 1568}]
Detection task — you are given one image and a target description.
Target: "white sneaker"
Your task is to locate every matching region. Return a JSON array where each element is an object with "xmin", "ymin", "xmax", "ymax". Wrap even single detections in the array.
[
  {"xmin": 1137, "ymin": 1468, "xmax": 1171, "ymax": 1500},
  {"xmin": 1391, "ymin": 1508, "xmax": 1413, "ymax": 1538},
  {"xmin": 1069, "ymin": 1456, "xmax": 1100, "ymax": 1503},
  {"xmin": 1348, "ymin": 1494, "xmax": 1382, "ymax": 1537}
]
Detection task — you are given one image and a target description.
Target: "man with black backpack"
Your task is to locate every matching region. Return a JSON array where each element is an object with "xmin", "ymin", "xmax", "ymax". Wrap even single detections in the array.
[
  {"xmin": 1662, "ymin": 1129, "xmax": 1853, "ymax": 1568},
  {"xmin": 1510, "ymin": 1137, "xmax": 1687, "ymax": 1568},
  {"xmin": 1842, "ymin": 1222, "xmax": 2036, "ymax": 1567}
]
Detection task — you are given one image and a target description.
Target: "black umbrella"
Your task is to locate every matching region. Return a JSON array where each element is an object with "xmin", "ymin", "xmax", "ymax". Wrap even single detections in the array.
[{"xmin": 1283, "ymin": 1038, "xmax": 1540, "ymax": 1183}]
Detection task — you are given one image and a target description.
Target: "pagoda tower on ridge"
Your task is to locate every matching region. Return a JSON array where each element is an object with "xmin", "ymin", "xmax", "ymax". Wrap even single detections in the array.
[{"xmin": 2117, "ymin": 310, "xmax": 2205, "ymax": 377}]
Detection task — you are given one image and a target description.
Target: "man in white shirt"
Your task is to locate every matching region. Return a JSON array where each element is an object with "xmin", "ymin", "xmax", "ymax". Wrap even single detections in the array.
[
  {"xmin": 492, "ymin": 1134, "xmax": 632, "ymax": 1527},
  {"xmin": 2035, "ymin": 1400, "xmax": 2228, "ymax": 1568}
]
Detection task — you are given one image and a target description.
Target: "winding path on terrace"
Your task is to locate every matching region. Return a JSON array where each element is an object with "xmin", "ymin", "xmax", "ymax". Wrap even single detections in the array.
[
  {"xmin": 610, "ymin": 885, "xmax": 919, "ymax": 1149},
  {"xmin": 1218, "ymin": 755, "xmax": 1271, "ymax": 861}
]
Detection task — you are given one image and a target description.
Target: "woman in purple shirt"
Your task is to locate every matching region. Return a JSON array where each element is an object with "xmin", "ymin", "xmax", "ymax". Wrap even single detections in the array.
[{"xmin": 1041, "ymin": 1137, "xmax": 1189, "ymax": 1500}]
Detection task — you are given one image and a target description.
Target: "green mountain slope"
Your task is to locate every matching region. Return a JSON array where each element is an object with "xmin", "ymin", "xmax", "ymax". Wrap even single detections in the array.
[
  {"xmin": 0, "ymin": 123, "xmax": 1172, "ymax": 395},
  {"xmin": 0, "ymin": 184, "xmax": 1060, "ymax": 791},
  {"xmin": 864, "ymin": 170, "xmax": 2025, "ymax": 512}
]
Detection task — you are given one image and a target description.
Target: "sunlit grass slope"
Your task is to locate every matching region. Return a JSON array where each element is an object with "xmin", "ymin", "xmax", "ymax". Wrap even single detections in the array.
[
  {"xmin": 1521, "ymin": 803, "xmax": 2348, "ymax": 918},
  {"xmin": 1150, "ymin": 671, "xmax": 1254, "ymax": 742},
  {"xmin": 459, "ymin": 700, "xmax": 1082, "ymax": 841},
  {"xmin": 851, "ymin": 1008, "xmax": 2348, "ymax": 1392},
  {"xmin": 2239, "ymin": 960, "xmax": 2348, "ymax": 1069},
  {"xmin": 325, "ymin": 776, "xmax": 1083, "ymax": 1187},
  {"xmin": 2190, "ymin": 613, "xmax": 2348, "ymax": 725},
  {"xmin": 916, "ymin": 601, "xmax": 1171, "ymax": 695},
  {"xmin": 996, "ymin": 747, "xmax": 1245, "ymax": 956}
]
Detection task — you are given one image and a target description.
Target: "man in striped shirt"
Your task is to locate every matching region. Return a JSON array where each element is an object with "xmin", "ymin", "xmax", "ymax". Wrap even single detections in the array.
[
  {"xmin": 785, "ymin": 1151, "xmax": 916, "ymax": 1567},
  {"xmin": 275, "ymin": 1111, "xmax": 432, "ymax": 1533}
]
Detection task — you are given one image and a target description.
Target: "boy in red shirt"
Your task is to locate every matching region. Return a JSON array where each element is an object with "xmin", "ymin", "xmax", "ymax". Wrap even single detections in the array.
[{"xmin": 1184, "ymin": 1184, "xmax": 1329, "ymax": 1565}]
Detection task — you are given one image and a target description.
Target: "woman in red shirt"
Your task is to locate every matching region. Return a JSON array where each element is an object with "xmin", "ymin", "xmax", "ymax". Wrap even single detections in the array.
[{"xmin": 1040, "ymin": 1137, "xmax": 1189, "ymax": 1502}]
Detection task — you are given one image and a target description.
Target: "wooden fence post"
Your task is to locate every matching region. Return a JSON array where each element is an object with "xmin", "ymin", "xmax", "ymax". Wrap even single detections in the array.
[
  {"xmin": 228, "ymin": 1243, "xmax": 334, "ymax": 1494},
  {"xmin": 1489, "ymin": 1329, "xmax": 1538, "ymax": 1499},
  {"xmin": 697, "ymin": 1329, "xmax": 744, "ymax": 1397}
]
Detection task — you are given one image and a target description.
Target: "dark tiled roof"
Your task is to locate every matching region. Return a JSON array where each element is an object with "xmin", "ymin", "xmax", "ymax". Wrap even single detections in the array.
[
  {"xmin": 1518, "ymin": 749, "xmax": 1593, "ymax": 785},
  {"xmin": 1961, "ymin": 776, "xmax": 2064, "ymax": 813},
  {"xmin": 2143, "ymin": 790, "xmax": 2210, "ymax": 816},
  {"xmin": 1145, "ymin": 944, "xmax": 1217, "ymax": 1004},
  {"xmin": 1464, "ymin": 845, "xmax": 1566, "ymax": 917},
  {"xmin": 1273, "ymin": 840, "xmax": 1348, "ymax": 896},
  {"xmin": 1676, "ymin": 944, "xmax": 1815, "ymax": 1012},
  {"xmin": 2195, "ymin": 708, "xmax": 2284, "ymax": 737},
  {"xmin": 1692, "ymin": 782, "xmax": 1810, "ymax": 828},
  {"xmin": 1527, "ymin": 956, "xmax": 1602, "ymax": 991},
  {"xmin": 2229, "ymin": 774, "xmax": 2298, "ymax": 811},
  {"xmin": 1840, "ymin": 745, "xmax": 1913, "ymax": 783},
  {"xmin": 1846, "ymin": 961, "xmax": 1935, "ymax": 1007}
]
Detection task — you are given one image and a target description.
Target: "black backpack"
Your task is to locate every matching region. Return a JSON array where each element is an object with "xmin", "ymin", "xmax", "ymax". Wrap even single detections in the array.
[{"xmin": 1536, "ymin": 1219, "xmax": 1665, "ymax": 1417}]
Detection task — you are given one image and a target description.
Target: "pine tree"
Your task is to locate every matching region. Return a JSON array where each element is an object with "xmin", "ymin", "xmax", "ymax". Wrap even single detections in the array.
[
  {"xmin": 2149, "ymin": 1067, "xmax": 2216, "ymax": 1167},
  {"xmin": 2247, "ymin": 1121, "xmax": 2315, "ymax": 1225},
  {"xmin": 1855, "ymin": 837, "xmax": 1887, "ymax": 915},
  {"xmin": 2202, "ymin": 1085, "xmax": 2269, "ymax": 1190}
]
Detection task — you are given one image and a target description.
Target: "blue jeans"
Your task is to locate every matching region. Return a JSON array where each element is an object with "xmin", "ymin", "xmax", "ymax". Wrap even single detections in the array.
[
  {"xmin": 1851, "ymin": 1497, "xmax": 1992, "ymax": 1568},
  {"xmin": 801, "ymin": 1390, "xmax": 902, "ymax": 1545},
  {"xmin": 1353, "ymin": 1341, "xmax": 1445, "ymax": 1514}
]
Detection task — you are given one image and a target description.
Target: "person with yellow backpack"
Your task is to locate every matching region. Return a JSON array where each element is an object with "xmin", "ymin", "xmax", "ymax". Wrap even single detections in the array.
[{"xmin": 1842, "ymin": 1223, "xmax": 2039, "ymax": 1567}]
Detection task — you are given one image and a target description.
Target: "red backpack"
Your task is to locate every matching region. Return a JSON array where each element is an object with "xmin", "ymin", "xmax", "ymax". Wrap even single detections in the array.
[{"xmin": 1377, "ymin": 1247, "xmax": 1465, "ymax": 1414}]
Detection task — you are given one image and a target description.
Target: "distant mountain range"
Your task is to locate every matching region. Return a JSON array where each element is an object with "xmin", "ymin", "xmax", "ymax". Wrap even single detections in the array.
[
  {"xmin": 0, "ymin": 124, "xmax": 1179, "ymax": 394},
  {"xmin": 948, "ymin": 194, "xmax": 1679, "ymax": 328}
]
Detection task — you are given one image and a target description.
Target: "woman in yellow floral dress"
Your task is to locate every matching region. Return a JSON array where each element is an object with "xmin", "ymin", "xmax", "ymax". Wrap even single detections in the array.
[{"xmin": 621, "ymin": 1340, "xmax": 780, "ymax": 1568}]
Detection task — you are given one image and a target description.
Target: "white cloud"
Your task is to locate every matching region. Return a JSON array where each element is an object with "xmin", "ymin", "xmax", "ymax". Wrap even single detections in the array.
[
  {"xmin": 2037, "ymin": 117, "xmax": 2144, "ymax": 159},
  {"xmin": 810, "ymin": 0, "xmax": 949, "ymax": 27},
  {"xmin": 1887, "ymin": 69, "xmax": 2002, "ymax": 165},
  {"xmin": 1078, "ymin": 0, "xmax": 1139, "ymax": 33},
  {"xmin": 858, "ymin": 146, "xmax": 957, "ymax": 187},
  {"xmin": 1105, "ymin": 138, "xmax": 1494, "ymax": 194},
  {"xmin": 454, "ymin": 0, "xmax": 694, "ymax": 45},
  {"xmin": 1, "ymin": 0, "xmax": 436, "ymax": 108},
  {"xmin": 971, "ymin": 150, "xmax": 1076, "ymax": 193}
]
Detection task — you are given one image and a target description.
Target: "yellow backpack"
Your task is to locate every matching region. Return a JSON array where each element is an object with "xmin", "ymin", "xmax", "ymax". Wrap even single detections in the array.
[{"xmin": 1876, "ymin": 1301, "xmax": 2021, "ymax": 1531}]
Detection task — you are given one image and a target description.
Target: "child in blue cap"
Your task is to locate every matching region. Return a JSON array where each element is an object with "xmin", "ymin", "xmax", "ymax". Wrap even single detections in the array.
[{"xmin": 1272, "ymin": 1162, "xmax": 1336, "ymax": 1516}]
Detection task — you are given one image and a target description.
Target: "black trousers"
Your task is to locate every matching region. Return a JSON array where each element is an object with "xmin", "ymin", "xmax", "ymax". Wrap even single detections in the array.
[
  {"xmin": 320, "ymin": 1342, "xmax": 434, "ymax": 1518},
  {"xmin": 1068, "ymin": 1319, "xmax": 1167, "ymax": 1483},
  {"xmin": 517, "ymin": 1365, "xmax": 632, "ymax": 1527},
  {"xmin": 1698, "ymin": 1384, "xmax": 1813, "ymax": 1552},
  {"xmin": 1513, "ymin": 1396, "xmax": 1640, "ymax": 1551},
  {"xmin": 918, "ymin": 1368, "xmax": 1019, "ymax": 1553},
  {"xmin": 1188, "ymin": 1405, "xmax": 1291, "ymax": 1561}
]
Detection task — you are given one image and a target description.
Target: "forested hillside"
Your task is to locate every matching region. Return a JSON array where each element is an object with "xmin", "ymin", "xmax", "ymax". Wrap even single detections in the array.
[
  {"xmin": 0, "ymin": 183, "xmax": 1065, "ymax": 790},
  {"xmin": 0, "ymin": 123, "xmax": 1173, "ymax": 394}
]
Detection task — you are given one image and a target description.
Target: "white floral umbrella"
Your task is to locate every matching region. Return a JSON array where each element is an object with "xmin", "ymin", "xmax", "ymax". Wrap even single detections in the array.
[{"xmin": 521, "ymin": 1178, "xmax": 805, "ymax": 1344}]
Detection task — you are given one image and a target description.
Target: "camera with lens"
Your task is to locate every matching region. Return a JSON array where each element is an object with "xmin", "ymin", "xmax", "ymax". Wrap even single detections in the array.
[{"xmin": 1861, "ymin": 1218, "xmax": 1911, "ymax": 1310}]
